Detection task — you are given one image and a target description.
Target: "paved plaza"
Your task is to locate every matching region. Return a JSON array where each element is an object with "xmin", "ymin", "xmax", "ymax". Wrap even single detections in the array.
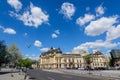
[
  {"xmin": 0, "ymin": 68, "xmax": 24, "ymax": 80},
  {"xmin": 0, "ymin": 68, "xmax": 120, "ymax": 80},
  {"xmin": 43, "ymin": 69, "xmax": 120, "ymax": 79},
  {"xmin": 27, "ymin": 69, "xmax": 102, "ymax": 80},
  {"xmin": 61, "ymin": 69, "xmax": 120, "ymax": 78}
]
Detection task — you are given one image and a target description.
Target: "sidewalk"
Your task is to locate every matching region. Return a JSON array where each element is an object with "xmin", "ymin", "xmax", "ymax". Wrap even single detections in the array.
[
  {"xmin": 0, "ymin": 68, "xmax": 25, "ymax": 80},
  {"xmin": 0, "ymin": 72, "xmax": 24, "ymax": 80}
]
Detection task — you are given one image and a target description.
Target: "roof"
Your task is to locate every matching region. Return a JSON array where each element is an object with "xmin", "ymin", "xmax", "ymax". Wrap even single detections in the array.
[
  {"xmin": 63, "ymin": 54, "xmax": 81, "ymax": 57},
  {"xmin": 41, "ymin": 47, "xmax": 62, "ymax": 56},
  {"xmin": 91, "ymin": 51, "xmax": 104, "ymax": 55}
]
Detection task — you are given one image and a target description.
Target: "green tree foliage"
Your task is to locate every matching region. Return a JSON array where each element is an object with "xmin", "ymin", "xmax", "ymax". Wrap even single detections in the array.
[
  {"xmin": 109, "ymin": 58, "xmax": 114, "ymax": 67},
  {"xmin": 19, "ymin": 58, "xmax": 32, "ymax": 67},
  {"xmin": 83, "ymin": 55, "xmax": 93, "ymax": 65},
  {"xmin": 0, "ymin": 40, "xmax": 8, "ymax": 66},
  {"xmin": 7, "ymin": 43, "xmax": 22, "ymax": 66}
]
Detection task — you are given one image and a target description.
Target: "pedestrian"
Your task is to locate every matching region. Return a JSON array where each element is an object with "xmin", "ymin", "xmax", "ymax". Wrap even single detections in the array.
[
  {"xmin": 10, "ymin": 69, "xmax": 14, "ymax": 77},
  {"xmin": 24, "ymin": 73, "xmax": 27, "ymax": 80},
  {"xmin": 23, "ymin": 67, "xmax": 27, "ymax": 79}
]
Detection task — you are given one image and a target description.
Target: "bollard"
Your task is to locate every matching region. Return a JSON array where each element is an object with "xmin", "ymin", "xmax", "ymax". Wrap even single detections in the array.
[{"xmin": 11, "ymin": 70, "xmax": 14, "ymax": 77}]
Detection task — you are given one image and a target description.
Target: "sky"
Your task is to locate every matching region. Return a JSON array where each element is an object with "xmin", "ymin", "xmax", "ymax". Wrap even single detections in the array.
[{"xmin": 0, "ymin": 0, "xmax": 120, "ymax": 60}]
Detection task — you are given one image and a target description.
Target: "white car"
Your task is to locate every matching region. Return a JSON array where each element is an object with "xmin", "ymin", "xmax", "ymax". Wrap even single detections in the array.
[{"xmin": 78, "ymin": 67, "xmax": 84, "ymax": 70}]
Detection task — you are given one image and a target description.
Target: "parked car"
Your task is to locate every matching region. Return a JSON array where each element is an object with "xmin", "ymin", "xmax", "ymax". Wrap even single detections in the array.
[
  {"xmin": 28, "ymin": 66, "xmax": 34, "ymax": 69},
  {"xmin": 78, "ymin": 67, "xmax": 84, "ymax": 70},
  {"xmin": 115, "ymin": 66, "xmax": 120, "ymax": 70},
  {"xmin": 94, "ymin": 67, "xmax": 108, "ymax": 70},
  {"xmin": 117, "ymin": 67, "xmax": 120, "ymax": 70}
]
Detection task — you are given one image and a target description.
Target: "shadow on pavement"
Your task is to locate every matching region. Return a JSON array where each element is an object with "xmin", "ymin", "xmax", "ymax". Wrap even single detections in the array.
[
  {"xmin": 29, "ymin": 77, "xmax": 36, "ymax": 79},
  {"xmin": 0, "ymin": 70, "xmax": 19, "ymax": 75},
  {"xmin": 0, "ymin": 72, "xmax": 10, "ymax": 75}
]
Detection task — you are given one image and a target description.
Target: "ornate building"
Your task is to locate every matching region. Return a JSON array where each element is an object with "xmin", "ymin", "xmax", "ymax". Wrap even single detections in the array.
[
  {"xmin": 39, "ymin": 48, "xmax": 109, "ymax": 69},
  {"xmin": 90, "ymin": 50, "xmax": 109, "ymax": 68}
]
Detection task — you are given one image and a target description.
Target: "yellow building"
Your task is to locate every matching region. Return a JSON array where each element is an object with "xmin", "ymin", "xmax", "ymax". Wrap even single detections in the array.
[
  {"xmin": 39, "ymin": 48, "xmax": 109, "ymax": 69},
  {"xmin": 90, "ymin": 50, "xmax": 109, "ymax": 68}
]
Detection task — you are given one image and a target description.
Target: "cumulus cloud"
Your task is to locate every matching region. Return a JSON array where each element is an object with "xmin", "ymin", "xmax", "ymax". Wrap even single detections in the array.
[
  {"xmin": 30, "ymin": 56, "xmax": 39, "ymax": 60},
  {"xmin": 24, "ymin": 54, "xmax": 39, "ymax": 60},
  {"xmin": 73, "ymin": 40, "xmax": 120, "ymax": 51},
  {"xmin": 51, "ymin": 30, "xmax": 60, "ymax": 38},
  {"xmin": 86, "ymin": 7, "xmax": 90, "ymax": 11},
  {"xmin": 95, "ymin": 4, "xmax": 105, "ymax": 16},
  {"xmin": 106, "ymin": 25, "xmax": 120, "ymax": 41},
  {"xmin": 10, "ymin": 3, "xmax": 49, "ymax": 28},
  {"xmin": 60, "ymin": 2, "xmax": 76, "ymax": 19},
  {"xmin": 24, "ymin": 33, "xmax": 28, "ymax": 36},
  {"xmin": 3, "ymin": 28, "xmax": 16, "ymax": 34},
  {"xmin": 54, "ymin": 30, "xmax": 60, "ymax": 34},
  {"xmin": 76, "ymin": 14, "xmax": 95, "ymax": 26},
  {"xmin": 40, "ymin": 48, "xmax": 49, "ymax": 52},
  {"xmin": 0, "ymin": 25, "xmax": 16, "ymax": 34},
  {"xmin": 85, "ymin": 16, "xmax": 118, "ymax": 36},
  {"xmin": 34, "ymin": 40, "xmax": 42, "ymax": 47},
  {"xmin": 52, "ymin": 33, "xmax": 58, "ymax": 38},
  {"xmin": 7, "ymin": 0, "xmax": 22, "ymax": 11}
]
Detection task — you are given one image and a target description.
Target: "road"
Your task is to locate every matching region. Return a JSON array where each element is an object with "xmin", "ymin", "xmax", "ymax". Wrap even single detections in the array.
[{"xmin": 27, "ymin": 69, "xmax": 102, "ymax": 80}]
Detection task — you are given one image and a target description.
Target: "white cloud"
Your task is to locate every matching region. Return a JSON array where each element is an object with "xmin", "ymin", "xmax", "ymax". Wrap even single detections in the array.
[
  {"xmin": 106, "ymin": 25, "xmax": 120, "ymax": 41},
  {"xmin": 52, "ymin": 33, "xmax": 58, "ymax": 38},
  {"xmin": 34, "ymin": 40, "xmax": 42, "ymax": 47},
  {"xmin": 60, "ymin": 2, "xmax": 76, "ymax": 19},
  {"xmin": 29, "ymin": 56, "xmax": 39, "ymax": 60},
  {"xmin": 54, "ymin": 30, "xmax": 60, "ymax": 34},
  {"xmin": 0, "ymin": 25, "xmax": 16, "ymax": 34},
  {"xmin": 3, "ymin": 28, "xmax": 16, "ymax": 34},
  {"xmin": 85, "ymin": 16, "xmax": 118, "ymax": 36},
  {"xmin": 76, "ymin": 14, "xmax": 95, "ymax": 26},
  {"xmin": 73, "ymin": 40, "xmax": 120, "ymax": 51},
  {"xmin": 10, "ymin": 3, "xmax": 49, "ymax": 28},
  {"xmin": 24, "ymin": 33, "xmax": 28, "ymax": 36},
  {"xmin": 95, "ymin": 4, "xmax": 105, "ymax": 16},
  {"xmin": 86, "ymin": 7, "xmax": 90, "ymax": 11},
  {"xmin": 51, "ymin": 30, "xmax": 60, "ymax": 38},
  {"xmin": 0, "ymin": 25, "xmax": 4, "ymax": 29},
  {"xmin": 7, "ymin": 0, "xmax": 22, "ymax": 11},
  {"xmin": 24, "ymin": 54, "xmax": 29, "ymax": 57},
  {"xmin": 40, "ymin": 48, "xmax": 49, "ymax": 52},
  {"xmin": 24, "ymin": 54, "xmax": 39, "ymax": 60}
]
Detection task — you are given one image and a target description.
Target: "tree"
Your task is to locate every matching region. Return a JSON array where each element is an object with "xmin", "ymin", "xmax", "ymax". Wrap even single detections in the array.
[
  {"xmin": 109, "ymin": 58, "xmax": 114, "ymax": 67},
  {"xmin": 7, "ymin": 43, "xmax": 22, "ymax": 67},
  {"xmin": 84, "ymin": 55, "xmax": 93, "ymax": 66},
  {"xmin": 0, "ymin": 40, "xmax": 9, "ymax": 67},
  {"xmin": 83, "ymin": 55, "xmax": 93, "ymax": 74},
  {"xmin": 19, "ymin": 58, "xmax": 33, "ymax": 67}
]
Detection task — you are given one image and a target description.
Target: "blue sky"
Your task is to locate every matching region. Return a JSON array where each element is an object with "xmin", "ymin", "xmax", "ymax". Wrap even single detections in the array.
[{"xmin": 0, "ymin": 0, "xmax": 120, "ymax": 59}]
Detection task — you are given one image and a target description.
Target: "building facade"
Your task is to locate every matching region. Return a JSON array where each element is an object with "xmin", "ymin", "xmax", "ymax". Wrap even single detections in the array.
[
  {"xmin": 110, "ymin": 49, "xmax": 120, "ymax": 66},
  {"xmin": 90, "ymin": 50, "xmax": 109, "ymax": 68},
  {"xmin": 39, "ymin": 48, "xmax": 109, "ymax": 69}
]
